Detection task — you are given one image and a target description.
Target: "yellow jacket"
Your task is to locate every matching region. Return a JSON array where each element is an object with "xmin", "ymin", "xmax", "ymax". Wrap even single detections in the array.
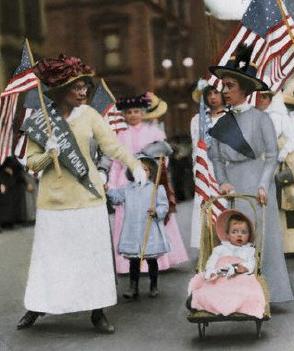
[{"xmin": 26, "ymin": 105, "xmax": 138, "ymax": 210}]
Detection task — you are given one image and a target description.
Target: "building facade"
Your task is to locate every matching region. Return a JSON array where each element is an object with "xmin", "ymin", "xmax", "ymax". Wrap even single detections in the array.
[
  {"xmin": 0, "ymin": 0, "xmax": 46, "ymax": 90},
  {"xmin": 44, "ymin": 0, "xmax": 240, "ymax": 138},
  {"xmin": 0, "ymin": 0, "xmax": 238, "ymax": 138}
]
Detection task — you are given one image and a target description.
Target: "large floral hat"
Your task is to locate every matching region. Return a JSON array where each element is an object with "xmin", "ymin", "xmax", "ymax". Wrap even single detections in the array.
[
  {"xmin": 33, "ymin": 54, "xmax": 95, "ymax": 97},
  {"xmin": 209, "ymin": 44, "xmax": 268, "ymax": 93}
]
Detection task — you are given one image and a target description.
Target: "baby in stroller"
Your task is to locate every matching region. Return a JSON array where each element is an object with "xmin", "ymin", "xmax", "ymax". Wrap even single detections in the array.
[{"xmin": 187, "ymin": 209, "xmax": 266, "ymax": 319}]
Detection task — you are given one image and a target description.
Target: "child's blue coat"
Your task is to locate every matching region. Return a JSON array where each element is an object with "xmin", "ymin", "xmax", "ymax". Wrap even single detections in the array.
[{"xmin": 108, "ymin": 181, "xmax": 170, "ymax": 257}]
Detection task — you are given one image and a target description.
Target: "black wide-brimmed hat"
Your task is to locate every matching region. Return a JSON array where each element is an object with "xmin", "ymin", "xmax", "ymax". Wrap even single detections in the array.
[
  {"xmin": 116, "ymin": 93, "xmax": 150, "ymax": 110},
  {"xmin": 209, "ymin": 44, "xmax": 268, "ymax": 92}
]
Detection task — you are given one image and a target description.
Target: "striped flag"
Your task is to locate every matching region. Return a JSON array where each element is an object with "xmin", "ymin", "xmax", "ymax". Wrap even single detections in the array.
[
  {"xmin": 194, "ymin": 140, "xmax": 226, "ymax": 222},
  {"xmin": 194, "ymin": 98, "xmax": 226, "ymax": 222},
  {"xmin": 104, "ymin": 105, "xmax": 128, "ymax": 134},
  {"xmin": 0, "ymin": 43, "xmax": 38, "ymax": 164},
  {"xmin": 90, "ymin": 78, "xmax": 127, "ymax": 133},
  {"xmin": 209, "ymin": 0, "xmax": 294, "ymax": 95}
]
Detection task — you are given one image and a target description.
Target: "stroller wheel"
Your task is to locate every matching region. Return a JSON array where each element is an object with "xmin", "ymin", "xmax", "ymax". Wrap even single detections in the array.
[{"xmin": 255, "ymin": 320, "xmax": 263, "ymax": 338}]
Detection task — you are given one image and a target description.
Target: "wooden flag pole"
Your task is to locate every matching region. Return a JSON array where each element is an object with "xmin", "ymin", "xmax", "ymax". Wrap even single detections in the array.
[
  {"xmin": 277, "ymin": 0, "xmax": 294, "ymax": 45},
  {"xmin": 140, "ymin": 155, "xmax": 164, "ymax": 268},
  {"xmin": 25, "ymin": 38, "xmax": 61, "ymax": 177}
]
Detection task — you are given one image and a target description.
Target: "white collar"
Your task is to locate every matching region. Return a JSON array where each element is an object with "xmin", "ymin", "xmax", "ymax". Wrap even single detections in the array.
[
  {"xmin": 221, "ymin": 241, "xmax": 253, "ymax": 248},
  {"xmin": 230, "ymin": 102, "xmax": 251, "ymax": 115},
  {"xmin": 67, "ymin": 104, "xmax": 88, "ymax": 123}
]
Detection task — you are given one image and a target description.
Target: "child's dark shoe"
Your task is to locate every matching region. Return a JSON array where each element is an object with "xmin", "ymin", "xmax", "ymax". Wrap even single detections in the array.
[
  {"xmin": 123, "ymin": 281, "xmax": 139, "ymax": 300},
  {"xmin": 149, "ymin": 287, "xmax": 159, "ymax": 298}
]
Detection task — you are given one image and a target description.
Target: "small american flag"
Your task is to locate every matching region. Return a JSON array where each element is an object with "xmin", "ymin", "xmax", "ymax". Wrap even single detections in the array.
[
  {"xmin": 104, "ymin": 105, "xmax": 128, "ymax": 134},
  {"xmin": 209, "ymin": 0, "xmax": 294, "ymax": 95},
  {"xmin": 194, "ymin": 98, "xmax": 226, "ymax": 222},
  {"xmin": 90, "ymin": 78, "xmax": 127, "ymax": 133},
  {"xmin": 0, "ymin": 42, "xmax": 38, "ymax": 164},
  {"xmin": 91, "ymin": 78, "xmax": 116, "ymax": 116}
]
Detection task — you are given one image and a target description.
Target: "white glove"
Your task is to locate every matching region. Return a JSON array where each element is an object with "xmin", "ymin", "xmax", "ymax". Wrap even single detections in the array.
[
  {"xmin": 225, "ymin": 264, "xmax": 236, "ymax": 278},
  {"xmin": 132, "ymin": 165, "xmax": 147, "ymax": 186},
  {"xmin": 98, "ymin": 170, "xmax": 107, "ymax": 185},
  {"xmin": 45, "ymin": 135, "xmax": 60, "ymax": 156},
  {"xmin": 278, "ymin": 148, "xmax": 288, "ymax": 163},
  {"xmin": 204, "ymin": 268, "xmax": 217, "ymax": 280}
]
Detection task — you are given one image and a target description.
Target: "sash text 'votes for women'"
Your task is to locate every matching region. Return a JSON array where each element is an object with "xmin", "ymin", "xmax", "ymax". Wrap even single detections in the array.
[
  {"xmin": 22, "ymin": 105, "xmax": 88, "ymax": 178},
  {"xmin": 21, "ymin": 104, "xmax": 101, "ymax": 199}
]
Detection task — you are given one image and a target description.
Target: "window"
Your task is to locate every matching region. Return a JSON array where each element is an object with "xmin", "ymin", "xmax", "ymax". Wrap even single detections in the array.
[
  {"xmin": 91, "ymin": 13, "xmax": 129, "ymax": 74},
  {"xmin": 102, "ymin": 30, "xmax": 122, "ymax": 70},
  {"xmin": 178, "ymin": 1, "xmax": 190, "ymax": 24},
  {"xmin": 0, "ymin": 0, "xmax": 22, "ymax": 35},
  {"xmin": 23, "ymin": 0, "xmax": 45, "ymax": 40},
  {"xmin": 152, "ymin": 18, "xmax": 167, "ymax": 76},
  {"xmin": 166, "ymin": 0, "xmax": 177, "ymax": 16}
]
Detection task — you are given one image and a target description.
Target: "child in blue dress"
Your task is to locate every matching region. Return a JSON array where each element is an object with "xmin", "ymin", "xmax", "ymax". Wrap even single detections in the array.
[{"xmin": 107, "ymin": 156, "xmax": 170, "ymax": 299}]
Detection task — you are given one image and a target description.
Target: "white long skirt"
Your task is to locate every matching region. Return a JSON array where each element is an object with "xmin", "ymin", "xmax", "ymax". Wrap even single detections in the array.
[{"xmin": 24, "ymin": 205, "xmax": 117, "ymax": 314}]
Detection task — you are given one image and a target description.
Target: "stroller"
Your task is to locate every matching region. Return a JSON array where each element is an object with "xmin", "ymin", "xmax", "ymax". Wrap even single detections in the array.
[{"xmin": 186, "ymin": 194, "xmax": 271, "ymax": 339}]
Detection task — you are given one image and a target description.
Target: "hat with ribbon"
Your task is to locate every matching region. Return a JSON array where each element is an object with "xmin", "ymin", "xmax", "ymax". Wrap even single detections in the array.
[
  {"xmin": 144, "ymin": 92, "xmax": 168, "ymax": 120},
  {"xmin": 215, "ymin": 209, "xmax": 255, "ymax": 242},
  {"xmin": 116, "ymin": 93, "xmax": 150, "ymax": 110},
  {"xmin": 33, "ymin": 54, "xmax": 95, "ymax": 98},
  {"xmin": 209, "ymin": 44, "xmax": 268, "ymax": 93}
]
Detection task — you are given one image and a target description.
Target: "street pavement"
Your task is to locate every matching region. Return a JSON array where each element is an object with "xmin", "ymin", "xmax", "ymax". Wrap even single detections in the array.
[{"xmin": 1, "ymin": 200, "xmax": 294, "ymax": 351}]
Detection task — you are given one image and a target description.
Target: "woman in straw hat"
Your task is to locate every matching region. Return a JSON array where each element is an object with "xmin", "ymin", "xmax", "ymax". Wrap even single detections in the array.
[
  {"xmin": 108, "ymin": 92, "xmax": 188, "ymax": 274},
  {"xmin": 17, "ymin": 54, "xmax": 146, "ymax": 333},
  {"xmin": 190, "ymin": 81, "xmax": 226, "ymax": 250},
  {"xmin": 208, "ymin": 44, "xmax": 293, "ymax": 303}
]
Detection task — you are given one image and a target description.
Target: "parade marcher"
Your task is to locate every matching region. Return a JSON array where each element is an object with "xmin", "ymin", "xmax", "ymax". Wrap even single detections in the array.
[
  {"xmin": 256, "ymin": 90, "xmax": 294, "ymax": 162},
  {"xmin": 108, "ymin": 93, "xmax": 188, "ymax": 274},
  {"xmin": 17, "ymin": 54, "xmax": 146, "ymax": 333},
  {"xmin": 190, "ymin": 81, "xmax": 226, "ymax": 249},
  {"xmin": 187, "ymin": 210, "xmax": 265, "ymax": 318},
  {"xmin": 107, "ymin": 156, "xmax": 170, "ymax": 299},
  {"xmin": 208, "ymin": 44, "xmax": 293, "ymax": 302},
  {"xmin": 0, "ymin": 157, "xmax": 30, "ymax": 227}
]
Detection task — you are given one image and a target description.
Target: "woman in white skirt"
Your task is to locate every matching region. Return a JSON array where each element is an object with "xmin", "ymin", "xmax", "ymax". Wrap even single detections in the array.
[
  {"xmin": 17, "ymin": 55, "xmax": 145, "ymax": 333},
  {"xmin": 190, "ymin": 85, "xmax": 225, "ymax": 249}
]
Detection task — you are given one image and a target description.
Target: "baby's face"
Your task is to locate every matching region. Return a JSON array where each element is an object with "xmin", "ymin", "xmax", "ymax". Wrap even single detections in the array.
[{"xmin": 227, "ymin": 220, "xmax": 250, "ymax": 246}]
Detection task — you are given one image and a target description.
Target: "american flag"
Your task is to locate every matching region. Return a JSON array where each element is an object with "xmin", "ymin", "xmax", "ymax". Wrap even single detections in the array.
[
  {"xmin": 0, "ymin": 42, "xmax": 38, "ymax": 164},
  {"xmin": 194, "ymin": 98, "xmax": 226, "ymax": 222},
  {"xmin": 209, "ymin": 0, "xmax": 294, "ymax": 95},
  {"xmin": 90, "ymin": 78, "xmax": 127, "ymax": 133},
  {"xmin": 104, "ymin": 105, "xmax": 128, "ymax": 134}
]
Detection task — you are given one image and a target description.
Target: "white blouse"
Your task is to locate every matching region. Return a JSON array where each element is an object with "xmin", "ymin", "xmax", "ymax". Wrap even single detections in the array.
[
  {"xmin": 265, "ymin": 93, "xmax": 294, "ymax": 155},
  {"xmin": 205, "ymin": 241, "xmax": 256, "ymax": 278}
]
